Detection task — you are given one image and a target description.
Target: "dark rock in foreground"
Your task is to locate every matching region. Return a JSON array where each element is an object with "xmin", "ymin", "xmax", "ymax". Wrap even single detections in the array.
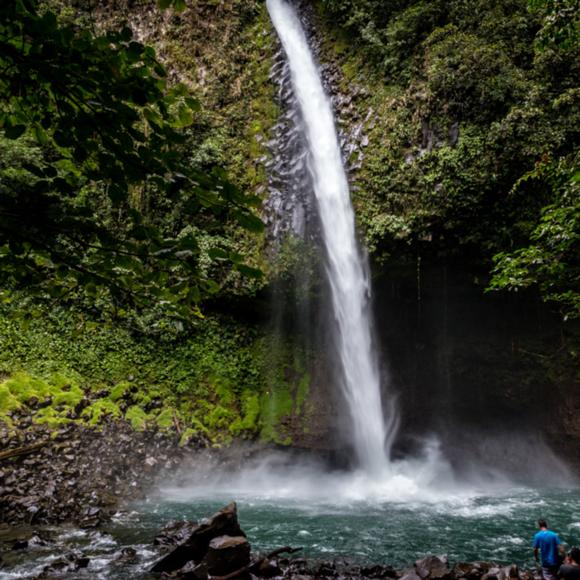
[
  {"xmin": 36, "ymin": 552, "xmax": 90, "ymax": 578},
  {"xmin": 416, "ymin": 555, "xmax": 450, "ymax": 579},
  {"xmin": 150, "ymin": 501, "xmax": 246, "ymax": 575},
  {"xmin": 206, "ymin": 535, "xmax": 251, "ymax": 576},
  {"xmin": 155, "ymin": 519, "xmax": 200, "ymax": 549}
]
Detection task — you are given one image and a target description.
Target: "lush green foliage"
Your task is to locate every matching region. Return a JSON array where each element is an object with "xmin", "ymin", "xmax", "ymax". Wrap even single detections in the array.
[
  {"xmin": 490, "ymin": 159, "xmax": 579, "ymax": 319},
  {"xmin": 320, "ymin": 0, "xmax": 579, "ymax": 316},
  {"xmin": 0, "ymin": 302, "xmax": 313, "ymax": 443},
  {"xmin": 529, "ymin": 0, "xmax": 580, "ymax": 49},
  {"xmin": 0, "ymin": 0, "xmax": 317, "ymax": 447},
  {"xmin": 0, "ymin": 0, "xmax": 263, "ymax": 322},
  {"xmin": 0, "ymin": 305, "xmax": 261, "ymax": 439}
]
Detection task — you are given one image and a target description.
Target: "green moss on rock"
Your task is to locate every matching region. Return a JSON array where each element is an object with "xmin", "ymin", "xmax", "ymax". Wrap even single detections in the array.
[
  {"xmin": 109, "ymin": 381, "xmax": 132, "ymax": 402},
  {"xmin": 82, "ymin": 399, "xmax": 122, "ymax": 426},
  {"xmin": 125, "ymin": 405, "xmax": 149, "ymax": 430},
  {"xmin": 155, "ymin": 408, "xmax": 175, "ymax": 430}
]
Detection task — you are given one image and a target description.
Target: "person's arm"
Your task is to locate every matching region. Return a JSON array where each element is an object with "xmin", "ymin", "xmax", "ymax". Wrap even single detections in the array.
[
  {"xmin": 533, "ymin": 536, "xmax": 540, "ymax": 564},
  {"xmin": 557, "ymin": 535, "xmax": 566, "ymax": 558}
]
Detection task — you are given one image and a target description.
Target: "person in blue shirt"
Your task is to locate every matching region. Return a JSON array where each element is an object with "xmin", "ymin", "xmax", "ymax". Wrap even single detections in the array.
[{"xmin": 533, "ymin": 518, "xmax": 565, "ymax": 580}]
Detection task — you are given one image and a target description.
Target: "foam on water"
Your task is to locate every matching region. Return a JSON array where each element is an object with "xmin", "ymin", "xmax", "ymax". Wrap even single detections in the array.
[{"xmin": 147, "ymin": 485, "xmax": 580, "ymax": 568}]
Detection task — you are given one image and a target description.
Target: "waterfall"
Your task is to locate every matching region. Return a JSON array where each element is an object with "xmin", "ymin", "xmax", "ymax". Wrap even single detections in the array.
[{"xmin": 266, "ymin": 0, "xmax": 398, "ymax": 474}]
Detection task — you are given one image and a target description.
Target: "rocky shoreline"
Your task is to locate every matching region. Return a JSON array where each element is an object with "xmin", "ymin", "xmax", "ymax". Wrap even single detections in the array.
[
  {"xmin": 140, "ymin": 503, "xmax": 539, "ymax": 580},
  {"xmin": 0, "ymin": 417, "xmax": 201, "ymax": 527}
]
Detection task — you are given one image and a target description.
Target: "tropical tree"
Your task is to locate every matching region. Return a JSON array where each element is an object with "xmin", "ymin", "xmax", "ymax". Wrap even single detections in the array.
[{"xmin": 0, "ymin": 0, "xmax": 263, "ymax": 322}]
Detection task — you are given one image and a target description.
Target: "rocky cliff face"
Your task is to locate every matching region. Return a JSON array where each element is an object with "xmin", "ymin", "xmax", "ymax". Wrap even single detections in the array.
[{"xmin": 372, "ymin": 262, "xmax": 580, "ymax": 476}]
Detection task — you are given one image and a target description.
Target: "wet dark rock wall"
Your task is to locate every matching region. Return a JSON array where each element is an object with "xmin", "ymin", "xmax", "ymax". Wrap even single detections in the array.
[
  {"xmin": 279, "ymin": 259, "xmax": 579, "ymax": 477},
  {"xmin": 374, "ymin": 261, "xmax": 580, "ymax": 476}
]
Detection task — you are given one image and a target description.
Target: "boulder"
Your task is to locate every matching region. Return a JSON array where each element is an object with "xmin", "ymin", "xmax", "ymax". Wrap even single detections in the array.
[
  {"xmin": 401, "ymin": 571, "xmax": 424, "ymax": 580},
  {"xmin": 80, "ymin": 506, "xmax": 102, "ymax": 528},
  {"xmin": 332, "ymin": 556, "xmax": 359, "ymax": 577},
  {"xmin": 37, "ymin": 552, "xmax": 90, "ymax": 577},
  {"xmin": 205, "ymin": 535, "xmax": 251, "ymax": 576},
  {"xmin": 154, "ymin": 519, "xmax": 199, "ymax": 549},
  {"xmin": 361, "ymin": 564, "xmax": 399, "ymax": 578},
  {"xmin": 176, "ymin": 560, "xmax": 209, "ymax": 579},
  {"xmin": 472, "ymin": 563, "xmax": 494, "ymax": 574},
  {"xmin": 255, "ymin": 558, "xmax": 283, "ymax": 578},
  {"xmin": 12, "ymin": 538, "xmax": 28, "ymax": 550},
  {"xmin": 416, "ymin": 556, "xmax": 450, "ymax": 580},
  {"xmin": 116, "ymin": 547, "xmax": 138, "ymax": 561},
  {"xmin": 285, "ymin": 557, "xmax": 310, "ymax": 576},
  {"xmin": 150, "ymin": 502, "xmax": 245, "ymax": 574},
  {"xmin": 312, "ymin": 561, "xmax": 337, "ymax": 577},
  {"xmin": 501, "ymin": 565, "xmax": 519, "ymax": 580},
  {"xmin": 453, "ymin": 563, "xmax": 485, "ymax": 580},
  {"xmin": 482, "ymin": 567, "xmax": 502, "ymax": 580}
]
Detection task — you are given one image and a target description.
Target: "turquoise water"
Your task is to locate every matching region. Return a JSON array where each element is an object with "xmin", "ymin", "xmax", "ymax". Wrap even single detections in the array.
[
  {"xmin": 132, "ymin": 487, "xmax": 580, "ymax": 567},
  {"xmin": 2, "ymin": 487, "xmax": 580, "ymax": 578}
]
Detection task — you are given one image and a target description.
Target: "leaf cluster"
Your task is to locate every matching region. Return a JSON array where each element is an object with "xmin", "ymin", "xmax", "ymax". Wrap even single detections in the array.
[
  {"xmin": 321, "ymin": 0, "xmax": 578, "ymax": 319},
  {"xmin": 489, "ymin": 159, "xmax": 580, "ymax": 319},
  {"xmin": 0, "ymin": 0, "xmax": 263, "ymax": 322}
]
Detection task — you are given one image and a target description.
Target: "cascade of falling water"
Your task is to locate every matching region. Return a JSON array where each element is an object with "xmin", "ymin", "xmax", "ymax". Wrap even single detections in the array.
[{"xmin": 266, "ymin": 0, "xmax": 398, "ymax": 474}]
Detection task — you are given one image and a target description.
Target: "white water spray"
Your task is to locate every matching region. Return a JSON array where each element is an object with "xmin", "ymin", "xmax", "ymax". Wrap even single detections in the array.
[{"xmin": 267, "ymin": 0, "xmax": 397, "ymax": 474}]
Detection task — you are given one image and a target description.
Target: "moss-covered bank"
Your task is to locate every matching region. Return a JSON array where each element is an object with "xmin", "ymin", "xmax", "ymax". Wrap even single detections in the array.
[{"xmin": 0, "ymin": 306, "xmax": 316, "ymax": 446}]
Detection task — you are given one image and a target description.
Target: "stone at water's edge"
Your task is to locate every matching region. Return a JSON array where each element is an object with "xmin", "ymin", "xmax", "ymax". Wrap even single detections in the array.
[
  {"xmin": 206, "ymin": 535, "xmax": 251, "ymax": 576},
  {"xmin": 36, "ymin": 552, "xmax": 90, "ymax": 576},
  {"xmin": 150, "ymin": 501, "xmax": 245, "ymax": 574},
  {"xmin": 481, "ymin": 565, "xmax": 522, "ymax": 580},
  {"xmin": 401, "ymin": 571, "xmax": 424, "ymax": 580},
  {"xmin": 255, "ymin": 558, "xmax": 284, "ymax": 577},
  {"xmin": 405, "ymin": 557, "xmax": 518, "ymax": 580},
  {"xmin": 416, "ymin": 554, "xmax": 450, "ymax": 579}
]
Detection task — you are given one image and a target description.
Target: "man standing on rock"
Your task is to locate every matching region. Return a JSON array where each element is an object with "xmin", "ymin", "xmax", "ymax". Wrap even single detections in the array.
[{"xmin": 533, "ymin": 519, "xmax": 564, "ymax": 580}]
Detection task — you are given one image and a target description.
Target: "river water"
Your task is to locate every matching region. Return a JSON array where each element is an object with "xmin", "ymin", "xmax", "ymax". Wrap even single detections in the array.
[{"xmin": 2, "ymin": 486, "xmax": 580, "ymax": 579}]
